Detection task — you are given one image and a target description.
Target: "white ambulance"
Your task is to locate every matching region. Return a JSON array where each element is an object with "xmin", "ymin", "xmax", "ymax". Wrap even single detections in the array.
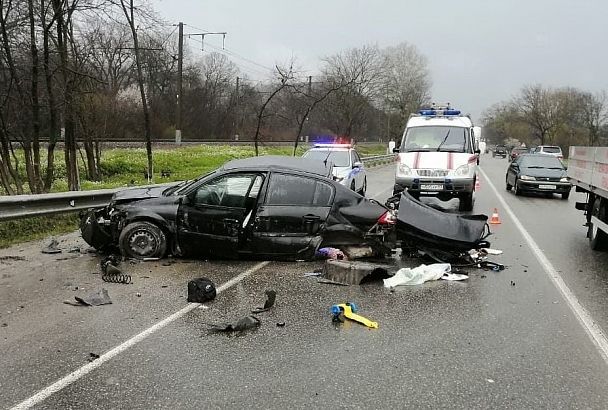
[{"xmin": 393, "ymin": 106, "xmax": 480, "ymax": 211}]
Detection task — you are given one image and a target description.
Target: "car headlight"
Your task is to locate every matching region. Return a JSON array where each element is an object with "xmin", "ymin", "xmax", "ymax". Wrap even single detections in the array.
[
  {"xmin": 520, "ymin": 175, "xmax": 536, "ymax": 181},
  {"xmin": 453, "ymin": 164, "xmax": 470, "ymax": 176},
  {"xmin": 560, "ymin": 177, "xmax": 569, "ymax": 182},
  {"xmin": 397, "ymin": 163, "xmax": 412, "ymax": 177}
]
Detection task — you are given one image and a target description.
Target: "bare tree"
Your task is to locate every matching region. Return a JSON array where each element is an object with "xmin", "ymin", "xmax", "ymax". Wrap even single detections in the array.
[
  {"xmin": 118, "ymin": 0, "xmax": 153, "ymax": 182},
  {"xmin": 578, "ymin": 90, "xmax": 608, "ymax": 146},
  {"xmin": 518, "ymin": 84, "xmax": 565, "ymax": 145}
]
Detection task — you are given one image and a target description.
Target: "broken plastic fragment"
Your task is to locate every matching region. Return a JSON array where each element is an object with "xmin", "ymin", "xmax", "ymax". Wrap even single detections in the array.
[
  {"xmin": 65, "ymin": 288, "xmax": 112, "ymax": 306},
  {"xmin": 208, "ymin": 315, "xmax": 261, "ymax": 332},
  {"xmin": 252, "ymin": 290, "xmax": 277, "ymax": 314},
  {"xmin": 41, "ymin": 238, "xmax": 62, "ymax": 254}
]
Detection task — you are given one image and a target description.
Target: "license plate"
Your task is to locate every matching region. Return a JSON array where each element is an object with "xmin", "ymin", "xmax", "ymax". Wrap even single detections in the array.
[
  {"xmin": 420, "ymin": 184, "xmax": 443, "ymax": 190},
  {"xmin": 538, "ymin": 184, "xmax": 556, "ymax": 189}
]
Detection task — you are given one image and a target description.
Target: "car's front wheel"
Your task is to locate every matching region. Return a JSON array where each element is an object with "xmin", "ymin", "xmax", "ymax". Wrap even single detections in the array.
[
  {"xmin": 506, "ymin": 177, "xmax": 512, "ymax": 191},
  {"xmin": 119, "ymin": 221, "xmax": 167, "ymax": 259},
  {"xmin": 514, "ymin": 179, "xmax": 522, "ymax": 196},
  {"xmin": 458, "ymin": 192, "xmax": 474, "ymax": 212}
]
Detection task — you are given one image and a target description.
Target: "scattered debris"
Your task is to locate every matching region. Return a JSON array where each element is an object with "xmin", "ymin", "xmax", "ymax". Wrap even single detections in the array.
[
  {"xmin": 510, "ymin": 281, "xmax": 516, "ymax": 286},
  {"xmin": 64, "ymin": 289, "xmax": 112, "ymax": 306},
  {"xmin": 316, "ymin": 247, "xmax": 347, "ymax": 260},
  {"xmin": 276, "ymin": 322, "xmax": 286, "ymax": 327},
  {"xmin": 341, "ymin": 245, "xmax": 374, "ymax": 260},
  {"xmin": 441, "ymin": 273, "xmax": 469, "ymax": 281},
  {"xmin": 481, "ymin": 248, "xmax": 503, "ymax": 255},
  {"xmin": 331, "ymin": 303, "xmax": 378, "ymax": 329},
  {"xmin": 187, "ymin": 277, "xmax": 217, "ymax": 303},
  {"xmin": 316, "ymin": 278, "xmax": 349, "ymax": 286},
  {"xmin": 136, "ymin": 292, "xmax": 142, "ymax": 297},
  {"xmin": 303, "ymin": 272, "xmax": 322, "ymax": 277},
  {"xmin": 41, "ymin": 238, "xmax": 62, "ymax": 254},
  {"xmin": 322, "ymin": 259, "xmax": 392, "ymax": 285},
  {"xmin": 251, "ymin": 290, "xmax": 276, "ymax": 314},
  {"xmin": 383, "ymin": 264, "xmax": 452, "ymax": 287},
  {"xmin": 486, "ymin": 379, "xmax": 495, "ymax": 383},
  {"xmin": 88, "ymin": 353, "xmax": 100, "ymax": 362},
  {"xmin": 0, "ymin": 255, "xmax": 26, "ymax": 262},
  {"xmin": 208, "ymin": 315, "xmax": 261, "ymax": 332},
  {"xmin": 68, "ymin": 246, "xmax": 81, "ymax": 253}
]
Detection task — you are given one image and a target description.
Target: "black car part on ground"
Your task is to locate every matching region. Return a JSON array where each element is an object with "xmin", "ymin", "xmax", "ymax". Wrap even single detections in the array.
[{"xmin": 390, "ymin": 191, "xmax": 490, "ymax": 254}]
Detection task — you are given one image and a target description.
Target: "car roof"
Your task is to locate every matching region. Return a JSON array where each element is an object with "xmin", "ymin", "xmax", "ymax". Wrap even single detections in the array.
[{"xmin": 221, "ymin": 155, "xmax": 333, "ymax": 178}]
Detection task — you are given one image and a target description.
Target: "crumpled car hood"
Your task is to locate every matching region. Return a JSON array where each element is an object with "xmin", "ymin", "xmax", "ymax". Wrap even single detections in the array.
[{"xmin": 112, "ymin": 185, "xmax": 176, "ymax": 204}]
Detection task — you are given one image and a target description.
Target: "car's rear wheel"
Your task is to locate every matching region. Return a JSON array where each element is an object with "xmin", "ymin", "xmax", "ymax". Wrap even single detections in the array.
[
  {"xmin": 589, "ymin": 198, "xmax": 608, "ymax": 250},
  {"xmin": 458, "ymin": 192, "xmax": 474, "ymax": 212},
  {"xmin": 119, "ymin": 221, "xmax": 167, "ymax": 259}
]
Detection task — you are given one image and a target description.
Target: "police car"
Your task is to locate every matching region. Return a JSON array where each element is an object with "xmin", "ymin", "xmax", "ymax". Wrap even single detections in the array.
[{"xmin": 302, "ymin": 143, "xmax": 367, "ymax": 195}]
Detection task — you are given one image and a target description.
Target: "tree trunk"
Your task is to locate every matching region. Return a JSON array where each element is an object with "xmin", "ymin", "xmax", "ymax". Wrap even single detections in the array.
[
  {"xmin": 83, "ymin": 138, "xmax": 99, "ymax": 180},
  {"xmin": 42, "ymin": 0, "xmax": 59, "ymax": 192},
  {"xmin": 27, "ymin": 0, "xmax": 43, "ymax": 193},
  {"xmin": 121, "ymin": 0, "xmax": 153, "ymax": 182}
]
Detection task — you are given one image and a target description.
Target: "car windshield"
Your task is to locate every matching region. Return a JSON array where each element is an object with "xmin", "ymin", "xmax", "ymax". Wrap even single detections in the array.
[
  {"xmin": 542, "ymin": 146, "xmax": 562, "ymax": 153},
  {"xmin": 402, "ymin": 126, "xmax": 469, "ymax": 152},
  {"xmin": 166, "ymin": 171, "xmax": 216, "ymax": 195},
  {"xmin": 520, "ymin": 155, "xmax": 564, "ymax": 169},
  {"xmin": 303, "ymin": 150, "xmax": 350, "ymax": 167}
]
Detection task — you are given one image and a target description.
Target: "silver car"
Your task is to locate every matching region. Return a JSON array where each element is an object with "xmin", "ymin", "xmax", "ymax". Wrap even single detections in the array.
[{"xmin": 302, "ymin": 144, "xmax": 367, "ymax": 195}]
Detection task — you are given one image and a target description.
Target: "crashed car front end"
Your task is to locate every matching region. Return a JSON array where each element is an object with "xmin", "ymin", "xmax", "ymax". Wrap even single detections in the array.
[{"xmin": 80, "ymin": 205, "xmax": 129, "ymax": 251}]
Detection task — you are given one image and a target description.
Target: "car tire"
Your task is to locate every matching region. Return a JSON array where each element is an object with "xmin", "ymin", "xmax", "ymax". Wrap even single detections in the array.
[
  {"xmin": 561, "ymin": 192, "xmax": 570, "ymax": 200},
  {"xmin": 506, "ymin": 177, "xmax": 512, "ymax": 191},
  {"xmin": 119, "ymin": 221, "xmax": 167, "ymax": 259},
  {"xmin": 589, "ymin": 198, "xmax": 608, "ymax": 251},
  {"xmin": 514, "ymin": 179, "xmax": 522, "ymax": 196},
  {"xmin": 458, "ymin": 192, "xmax": 474, "ymax": 212},
  {"xmin": 359, "ymin": 178, "xmax": 367, "ymax": 196}
]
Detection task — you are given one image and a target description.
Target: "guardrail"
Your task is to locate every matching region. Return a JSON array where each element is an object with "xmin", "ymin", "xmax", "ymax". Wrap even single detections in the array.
[{"xmin": 0, "ymin": 154, "xmax": 396, "ymax": 222}]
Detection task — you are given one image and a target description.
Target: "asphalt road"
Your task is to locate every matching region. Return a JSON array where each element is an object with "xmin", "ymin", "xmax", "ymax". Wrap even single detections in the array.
[{"xmin": 2, "ymin": 156, "xmax": 608, "ymax": 409}]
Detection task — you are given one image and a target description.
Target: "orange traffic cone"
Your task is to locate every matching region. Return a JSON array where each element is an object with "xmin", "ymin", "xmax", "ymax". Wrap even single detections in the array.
[{"xmin": 489, "ymin": 208, "xmax": 501, "ymax": 224}]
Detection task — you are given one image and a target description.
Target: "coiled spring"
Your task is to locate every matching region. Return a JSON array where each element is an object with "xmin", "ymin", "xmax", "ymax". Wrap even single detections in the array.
[
  {"xmin": 102, "ymin": 272, "xmax": 132, "ymax": 284},
  {"xmin": 100, "ymin": 254, "xmax": 131, "ymax": 284}
]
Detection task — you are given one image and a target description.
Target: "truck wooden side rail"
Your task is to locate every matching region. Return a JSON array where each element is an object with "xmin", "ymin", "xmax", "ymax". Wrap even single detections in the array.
[{"xmin": 567, "ymin": 146, "xmax": 608, "ymax": 250}]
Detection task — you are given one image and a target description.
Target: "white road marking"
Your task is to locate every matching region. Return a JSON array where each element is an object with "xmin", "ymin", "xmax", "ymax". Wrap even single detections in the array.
[
  {"xmin": 10, "ymin": 261, "xmax": 270, "ymax": 410},
  {"xmin": 479, "ymin": 167, "xmax": 608, "ymax": 365}
]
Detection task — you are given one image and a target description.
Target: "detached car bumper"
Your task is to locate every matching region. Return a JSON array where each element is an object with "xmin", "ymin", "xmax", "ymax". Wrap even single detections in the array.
[
  {"xmin": 518, "ymin": 181, "xmax": 572, "ymax": 194},
  {"xmin": 80, "ymin": 209, "xmax": 115, "ymax": 250}
]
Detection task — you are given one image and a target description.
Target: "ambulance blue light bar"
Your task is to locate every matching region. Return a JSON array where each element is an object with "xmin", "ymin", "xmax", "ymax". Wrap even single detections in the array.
[{"xmin": 419, "ymin": 109, "xmax": 461, "ymax": 116}]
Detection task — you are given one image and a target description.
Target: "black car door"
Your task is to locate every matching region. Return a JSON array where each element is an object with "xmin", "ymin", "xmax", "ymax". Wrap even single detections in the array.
[
  {"xmin": 252, "ymin": 172, "xmax": 334, "ymax": 258},
  {"xmin": 177, "ymin": 172, "xmax": 265, "ymax": 258}
]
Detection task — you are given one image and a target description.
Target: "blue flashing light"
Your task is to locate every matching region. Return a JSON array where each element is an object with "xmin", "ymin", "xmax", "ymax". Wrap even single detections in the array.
[
  {"xmin": 444, "ymin": 109, "xmax": 461, "ymax": 115},
  {"xmin": 419, "ymin": 110, "xmax": 436, "ymax": 116}
]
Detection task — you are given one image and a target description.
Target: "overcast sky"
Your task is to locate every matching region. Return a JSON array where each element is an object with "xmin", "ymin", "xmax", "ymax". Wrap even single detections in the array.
[{"xmin": 152, "ymin": 0, "xmax": 608, "ymax": 122}]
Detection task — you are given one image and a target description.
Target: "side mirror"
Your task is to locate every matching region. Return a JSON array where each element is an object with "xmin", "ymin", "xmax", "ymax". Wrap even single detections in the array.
[
  {"xmin": 353, "ymin": 161, "xmax": 363, "ymax": 168},
  {"xmin": 393, "ymin": 147, "xmax": 400, "ymax": 153}
]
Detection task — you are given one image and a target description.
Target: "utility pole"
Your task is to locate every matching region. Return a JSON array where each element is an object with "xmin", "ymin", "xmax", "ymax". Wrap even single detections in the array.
[
  {"xmin": 235, "ymin": 76, "xmax": 240, "ymax": 140},
  {"xmin": 308, "ymin": 75, "xmax": 312, "ymax": 94},
  {"xmin": 175, "ymin": 22, "xmax": 184, "ymax": 144}
]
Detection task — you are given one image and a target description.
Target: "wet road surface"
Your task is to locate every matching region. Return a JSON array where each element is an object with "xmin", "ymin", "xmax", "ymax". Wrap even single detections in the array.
[{"xmin": 2, "ymin": 157, "xmax": 608, "ymax": 409}]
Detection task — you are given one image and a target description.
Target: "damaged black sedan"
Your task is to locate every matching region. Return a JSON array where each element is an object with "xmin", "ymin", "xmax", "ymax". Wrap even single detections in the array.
[{"xmin": 81, "ymin": 156, "xmax": 395, "ymax": 260}]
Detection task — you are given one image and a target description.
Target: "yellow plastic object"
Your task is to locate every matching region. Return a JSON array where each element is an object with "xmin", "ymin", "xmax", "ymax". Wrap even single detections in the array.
[{"xmin": 335, "ymin": 303, "xmax": 378, "ymax": 329}]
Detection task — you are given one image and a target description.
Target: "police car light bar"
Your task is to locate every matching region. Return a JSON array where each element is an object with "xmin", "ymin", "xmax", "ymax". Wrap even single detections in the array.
[
  {"xmin": 313, "ymin": 143, "xmax": 352, "ymax": 148},
  {"xmin": 418, "ymin": 109, "xmax": 461, "ymax": 116}
]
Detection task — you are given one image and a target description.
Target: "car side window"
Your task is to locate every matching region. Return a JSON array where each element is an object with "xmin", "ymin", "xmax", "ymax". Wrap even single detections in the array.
[
  {"xmin": 266, "ymin": 173, "xmax": 333, "ymax": 206},
  {"xmin": 193, "ymin": 174, "xmax": 258, "ymax": 208}
]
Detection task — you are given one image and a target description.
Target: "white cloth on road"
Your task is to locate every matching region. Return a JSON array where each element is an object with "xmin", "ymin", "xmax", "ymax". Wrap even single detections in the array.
[{"xmin": 383, "ymin": 263, "xmax": 451, "ymax": 287}]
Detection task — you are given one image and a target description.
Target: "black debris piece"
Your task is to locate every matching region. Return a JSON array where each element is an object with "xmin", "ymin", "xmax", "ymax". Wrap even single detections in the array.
[
  {"xmin": 208, "ymin": 315, "xmax": 261, "ymax": 332},
  {"xmin": 88, "ymin": 353, "xmax": 100, "ymax": 362},
  {"xmin": 41, "ymin": 238, "xmax": 62, "ymax": 254},
  {"xmin": 252, "ymin": 290, "xmax": 277, "ymax": 314},
  {"xmin": 276, "ymin": 322, "xmax": 286, "ymax": 327},
  {"xmin": 187, "ymin": 277, "xmax": 217, "ymax": 303},
  {"xmin": 64, "ymin": 289, "xmax": 112, "ymax": 306}
]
